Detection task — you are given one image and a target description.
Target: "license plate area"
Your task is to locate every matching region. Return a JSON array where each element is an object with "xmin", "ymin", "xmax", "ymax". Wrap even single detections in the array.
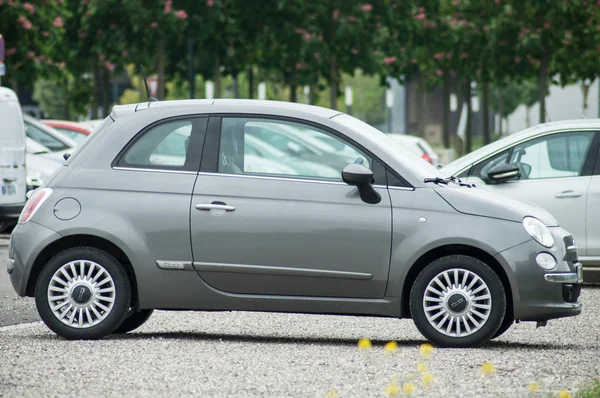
[{"xmin": 1, "ymin": 183, "xmax": 16, "ymax": 196}]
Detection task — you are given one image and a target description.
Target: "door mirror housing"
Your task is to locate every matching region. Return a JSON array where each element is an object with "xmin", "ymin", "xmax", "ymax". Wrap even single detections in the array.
[
  {"xmin": 342, "ymin": 164, "xmax": 381, "ymax": 204},
  {"xmin": 487, "ymin": 163, "xmax": 520, "ymax": 183}
]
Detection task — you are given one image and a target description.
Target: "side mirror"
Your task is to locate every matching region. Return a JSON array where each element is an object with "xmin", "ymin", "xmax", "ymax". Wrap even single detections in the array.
[
  {"xmin": 342, "ymin": 164, "xmax": 381, "ymax": 204},
  {"xmin": 487, "ymin": 163, "xmax": 520, "ymax": 183}
]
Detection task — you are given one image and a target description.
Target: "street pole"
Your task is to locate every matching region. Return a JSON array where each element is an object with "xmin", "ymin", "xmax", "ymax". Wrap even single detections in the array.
[
  {"xmin": 188, "ymin": 38, "xmax": 195, "ymax": 99},
  {"xmin": 345, "ymin": 86, "xmax": 352, "ymax": 115},
  {"xmin": 386, "ymin": 88, "xmax": 394, "ymax": 133}
]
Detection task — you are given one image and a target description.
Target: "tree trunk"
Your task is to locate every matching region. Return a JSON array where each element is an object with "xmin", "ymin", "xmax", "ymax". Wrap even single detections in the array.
[
  {"xmin": 482, "ymin": 80, "xmax": 490, "ymax": 144},
  {"xmin": 581, "ymin": 81, "xmax": 590, "ymax": 116},
  {"xmin": 539, "ymin": 51, "xmax": 548, "ymax": 123},
  {"xmin": 233, "ymin": 73, "xmax": 239, "ymax": 98},
  {"xmin": 442, "ymin": 74, "xmax": 451, "ymax": 149},
  {"xmin": 213, "ymin": 55, "xmax": 221, "ymax": 99},
  {"xmin": 290, "ymin": 83, "xmax": 297, "ymax": 102},
  {"xmin": 157, "ymin": 40, "xmax": 166, "ymax": 100},
  {"xmin": 329, "ymin": 54, "xmax": 338, "ymax": 110},
  {"xmin": 497, "ymin": 88, "xmax": 504, "ymax": 135},
  {"xmin": 91, "ymin": 58, "xmax": 100, "ymax": 119},
  {"xmin": 247, "ymin": 66, "xmax": 254, "ymax": 99},
  {"xmin": 465, "ymin": 79, "xmax": 472, "ymax": 154}
]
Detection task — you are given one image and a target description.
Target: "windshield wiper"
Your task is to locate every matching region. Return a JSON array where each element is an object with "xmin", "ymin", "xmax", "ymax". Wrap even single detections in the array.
[{"xmin": 424, "ymin": 176, "xmax": 475, "ymax": 188}]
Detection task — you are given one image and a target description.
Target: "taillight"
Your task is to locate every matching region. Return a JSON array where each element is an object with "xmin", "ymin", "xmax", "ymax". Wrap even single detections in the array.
[
  {"xmin": 19, "ymin": 188, "xmax": 53, "ymax": 223},
  {"xmin": 421, "ymin": 153, "xmax": 433, "ymax": 164}
]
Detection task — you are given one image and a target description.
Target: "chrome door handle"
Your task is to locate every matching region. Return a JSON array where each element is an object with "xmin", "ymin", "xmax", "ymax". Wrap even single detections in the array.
[
  {"xmin": 195, "ymin": 203, "xmax": 235, "ymax": 212},
  {"xmin": 555, "ymin": 190, "xmax": 582, "ymax": 198}
]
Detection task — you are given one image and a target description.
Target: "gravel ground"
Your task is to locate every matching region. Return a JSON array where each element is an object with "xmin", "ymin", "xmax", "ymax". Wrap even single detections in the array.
[{"xmin": 0, "ymin": 287, "xmax": 599, "ymax": 398}]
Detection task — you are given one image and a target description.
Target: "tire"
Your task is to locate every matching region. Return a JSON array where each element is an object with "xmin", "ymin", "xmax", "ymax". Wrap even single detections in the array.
[
  {"xmin": 113, "ymin": 309, "xmax": 154, "ymax": 334},
  {"xmin": 492, "ymin": 316, "xmax": 514, "ymax": 339},
  {"xmin": 410, "ymin": 255, "xmax": 506, "ymax": 348},
  {"xmin": 35, "ymin": 247, "xmax": 131, "ymax": 340}
]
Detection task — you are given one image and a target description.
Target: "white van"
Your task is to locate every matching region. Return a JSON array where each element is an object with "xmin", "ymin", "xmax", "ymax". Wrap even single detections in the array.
[{"xmin": 0, "ymin": 87, "xmax": 27, "ymax": 232}]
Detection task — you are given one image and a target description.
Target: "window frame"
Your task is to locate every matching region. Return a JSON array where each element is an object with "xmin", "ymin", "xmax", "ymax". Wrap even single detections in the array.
[
  {"xmin": 466, "ymin": 130, "xmax": 600, "ymax": 181},
  {"xmin": 112, "ymin": 115, "xmax": 208, "ymax": 172},
  {"xmin": 200, "ymin": 114, "xmax": 412, "ymax": 188}
]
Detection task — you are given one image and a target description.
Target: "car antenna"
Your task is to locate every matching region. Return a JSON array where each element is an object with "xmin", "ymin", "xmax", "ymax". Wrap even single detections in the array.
[{"xmin": 140, "ymin": 65, "xmax": 158, "ymax": 102}]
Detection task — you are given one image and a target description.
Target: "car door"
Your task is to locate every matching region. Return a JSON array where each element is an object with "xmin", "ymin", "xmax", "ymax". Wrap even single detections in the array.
[
  {"xmin": 111, "ymin": 116, "xmax": 207, "ymax": 269},
  {"xmin": 586, "ymin": 142, "xmax": 600, "ymax": 257},
  {"xmin": 190, "ymin": 116, "xmax": 392, "ymax": 299},
  {"xmin": 464, "ymin": 131, "xmax": 598, "ymax": 255}
]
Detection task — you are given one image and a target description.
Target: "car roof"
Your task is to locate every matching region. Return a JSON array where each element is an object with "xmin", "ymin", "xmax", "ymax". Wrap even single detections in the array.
[
  {"xmin": 443, "ymin": 119, "xmax": 600, "ymax": 174},
  {"xmin": 110, "ymin": 99, "xmax": 341, "ymax": 121},
  {"xmin": 42, "ymin": 120, "xmax": 91, "ymax": 135}
]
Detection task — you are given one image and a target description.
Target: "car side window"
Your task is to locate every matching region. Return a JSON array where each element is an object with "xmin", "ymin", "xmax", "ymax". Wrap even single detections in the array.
[
  {"xmin": 25, "ymin": 123, "xmax": 70, "ymax": 151},
  {"xmin": 471, "ymin": 132, "xmax": 595, "ymax": 181},
  {"xmin": 218, "ymin": 117, "xmax": 371, "ymax": 181},
  {"xmin": 119, "ymin": 120, "xmax": 193, "ymax": 168},
  {"xmin": 509, "ymin": 132, "xmax": 594, "ymax": 179}
]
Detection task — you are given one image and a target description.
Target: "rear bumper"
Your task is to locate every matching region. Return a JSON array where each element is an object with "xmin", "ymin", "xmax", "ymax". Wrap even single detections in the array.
[{"xmin": 0, "ymin": 203, "xmax": 25, "ymax": 219}]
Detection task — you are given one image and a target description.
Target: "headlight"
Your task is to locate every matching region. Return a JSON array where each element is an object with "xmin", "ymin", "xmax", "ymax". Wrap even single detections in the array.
[{"xmin": 523, "ymin": 217, "xmax": 554, "ymax": 248}]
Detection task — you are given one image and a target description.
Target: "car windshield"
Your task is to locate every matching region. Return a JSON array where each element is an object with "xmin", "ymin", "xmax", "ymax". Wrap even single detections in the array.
[{"xmin": 332, "ymin": 114, "xmax": 444, "ymax": 180}]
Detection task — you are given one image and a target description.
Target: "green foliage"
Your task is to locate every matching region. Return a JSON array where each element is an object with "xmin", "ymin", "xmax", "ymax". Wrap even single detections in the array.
[
  {"xmin": 577, "ymin": 378, "xmax": 600, "ymax": 398},
  {"xmin": 32, "ymin": 79, "xmax": 67, "ymax": 119}
]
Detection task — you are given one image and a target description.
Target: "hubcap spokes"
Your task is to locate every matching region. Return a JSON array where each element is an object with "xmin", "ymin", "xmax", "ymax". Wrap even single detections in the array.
[
  {"xmin": 423, "ymin": 268, "xmax": 492, "ymax": 338},
  {"xmin": 47, "ymin": 260, "xmax": 116, "ymax": 329}
]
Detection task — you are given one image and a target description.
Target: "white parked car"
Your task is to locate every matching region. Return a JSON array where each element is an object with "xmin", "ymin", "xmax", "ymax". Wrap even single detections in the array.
[
  {"xmin": 25, "ymin": 138, "xmax": 62, "ymax": 191},
  {"xmin": 388, "ymin": 134, "xmax": 440, "ymax": 167},
  {"xmin": 443, "ymin": 120, "xmax": 600, "ymax": 282},
  {"xmin": 23, "ymin": 114, "xmax": 78, "ymax": 163}
]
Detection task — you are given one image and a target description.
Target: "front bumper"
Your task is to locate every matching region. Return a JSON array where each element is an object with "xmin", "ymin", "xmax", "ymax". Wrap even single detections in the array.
[{"xmin": 495, "ymin": 227, "xmax": 582, "ymax": 322}]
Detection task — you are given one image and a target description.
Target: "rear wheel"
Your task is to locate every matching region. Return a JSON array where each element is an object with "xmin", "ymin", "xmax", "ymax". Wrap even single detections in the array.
[
  {"xmin": 35, "ymin": 247, "xmax": 131, "ymax": 340},
  {"xmin": 410, "ymin": 255, "xmax": 506, "ymax": 348},
  {"xmin": 113, "ymin": 309, "xmax": 154, "ymax": 334}
]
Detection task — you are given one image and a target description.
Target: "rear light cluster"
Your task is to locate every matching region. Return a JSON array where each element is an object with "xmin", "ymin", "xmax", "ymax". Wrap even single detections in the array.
[
  {"xmin": 19, "ymin": 188, "xmax": 53, "ymax": 223},
  {"xmin": 421, "ymin": 153, "xmax": 433, "ymax": 164}
]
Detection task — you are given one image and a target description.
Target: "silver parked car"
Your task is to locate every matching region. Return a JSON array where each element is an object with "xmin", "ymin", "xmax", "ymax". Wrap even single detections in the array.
[
  {"xmin": 7, "ymin": 100, "xmax": 582, "ymax": 347},
  {"xmin": 443, "ymin": 120, "xmax": 600, "ymax": 282}
]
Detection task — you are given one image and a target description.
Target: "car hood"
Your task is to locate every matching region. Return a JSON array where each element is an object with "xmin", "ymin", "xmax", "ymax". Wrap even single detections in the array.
[{"xmin": 434, "ymin": 186, "xmax": 559, "ymax": 226}]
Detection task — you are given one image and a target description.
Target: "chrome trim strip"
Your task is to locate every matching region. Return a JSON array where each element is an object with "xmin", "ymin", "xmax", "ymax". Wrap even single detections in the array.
[
  {"xmin": 196, "ymin": 172, "xmax": 414, "ymax": 190},
  {"xmin": 156, "ymin": 260, "xmax": 194, "ymax": 270},
  {"xmin": 545, "ymin": 264, "xmax": 583, "ymax": 284},
  {"xmin": 567, "ymin": 245, "xmax": 577, "ymax": 251},
  {"xmin": 193, "ymin": 261, "xmax": 373, "ymax": 280},
  {"xmin": 113, "ymin": 167, "xmax": 197, "ymax": 175},
  {"xmin": 544, "ymin": 273, "xmax": 580, "ymax": 284},
  {"xmin": 197, "ymin": 172, "xmax": 347, "ymax": 186},
  {"xmin": 387, "ymin": 185, "xmax": 415, "ymax": 191}
]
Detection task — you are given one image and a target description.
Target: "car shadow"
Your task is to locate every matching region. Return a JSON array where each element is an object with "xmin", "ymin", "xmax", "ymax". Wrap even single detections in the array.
[
  {"xmin": 105, "ymin": 331, "xmax": 427, "ymax": 347},
  {"xmin": 96, "ymin": 331, "xmax": 591, "ymax": 351}
]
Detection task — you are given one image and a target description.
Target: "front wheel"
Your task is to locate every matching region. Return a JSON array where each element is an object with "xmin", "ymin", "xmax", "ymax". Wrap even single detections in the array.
[
  {"xmin": 35, "ymin": 247, "xmax": 131, "ymax": 340},
  {"xmin": 410, "ymin": 255, "xmax": 506, "ymax": 348}
]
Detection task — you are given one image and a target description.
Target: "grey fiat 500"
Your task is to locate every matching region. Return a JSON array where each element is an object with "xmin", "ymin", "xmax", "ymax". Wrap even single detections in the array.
[{"xmin": 7, "ymin": 100, "xmax": 583, "ymax": 347}]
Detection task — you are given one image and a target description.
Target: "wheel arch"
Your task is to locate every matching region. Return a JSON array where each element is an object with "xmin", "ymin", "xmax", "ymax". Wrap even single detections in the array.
[
  {"xmin": 26, "ymin": 234, "xmax": 138, "ymax": 308},
  {"xmin": 400, "ymin": 244, "xmax": 513, "ymax": 322}
]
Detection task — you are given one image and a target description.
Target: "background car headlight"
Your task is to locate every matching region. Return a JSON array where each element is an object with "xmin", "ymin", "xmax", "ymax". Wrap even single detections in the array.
[{"xmin": 523, "ymin": 217, "xmax": 555, "ymax": 248}]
